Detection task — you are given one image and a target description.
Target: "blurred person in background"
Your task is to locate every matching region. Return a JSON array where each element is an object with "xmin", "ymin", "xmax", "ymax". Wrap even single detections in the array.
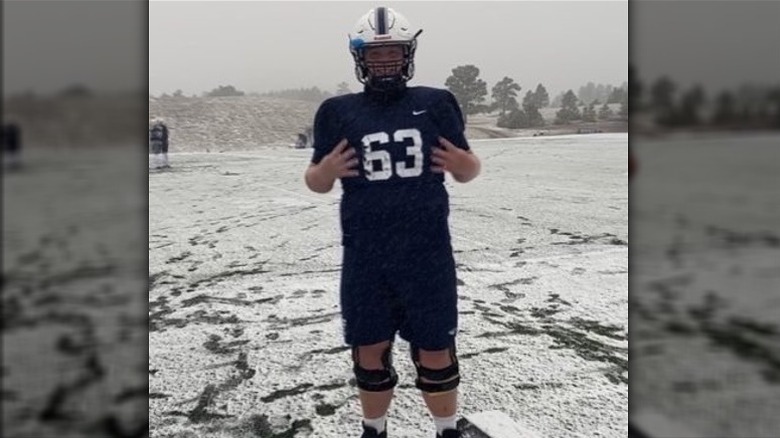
[
  {"xmin": 149, "ymin": 117, "xmax": 170, "ymax": 169},
  {"xmin": 2, "ymin": 120, "xmax": 23, "ymax": 171}
]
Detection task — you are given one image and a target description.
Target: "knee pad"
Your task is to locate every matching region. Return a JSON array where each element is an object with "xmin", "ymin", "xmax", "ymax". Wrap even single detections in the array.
[
  {"xmin": 411, "ymin": 345, "xmax": 461, "ymax": 394},
  {"xmin": 352, "ymin": 344, "xmax": 398, "ymax": 392}
]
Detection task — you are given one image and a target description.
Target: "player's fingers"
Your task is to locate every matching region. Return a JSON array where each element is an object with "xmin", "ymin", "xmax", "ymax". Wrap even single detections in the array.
[
  {"xmin": 344, "ymin": 158, "xmax": 359, "ymax": 169},
  {"xmin": 334, "ymin": 138, "xmax": 349, "ymax": 153},
  {"xmin": 438, "ymin": 136, "xmax": 456, "ymax": 150},
  {"xmin": 431, "ymin": 147, "xmax": 447, "ymax": 157},
  {"xmin": 430, "ymin": 166, "xmax": 445, "ymax": 173},
  {"xmin": 326, "ymin": 144, "xmax": 345, "ymax": 160},
  {"xmin": 342, "ymin": 170, "xmax": 360, "ymax": 177},
  {"xmin": 341, "ymin": 147, "xmax": 357, "ymax": 160},
  {"xmin": 431, "ymin": 156, "xmax": 446, "ymax": 166}
]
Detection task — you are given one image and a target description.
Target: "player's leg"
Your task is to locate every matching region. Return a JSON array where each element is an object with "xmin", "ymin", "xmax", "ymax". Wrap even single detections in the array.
[
  {"xmin": 414, "ymin": 345, "xmax": 460, "ymax": 437},
  {"xmin": 151, "ymin": 141, "xmax": 162, "ymax": 168},
  {"xmin": 340, "ymin": 245, "xmax": 400, "ymax": 437},
  {"xmin": 354, "ymin": 340, "xmax": 396, "ymax": 437},
  {"xmin": 415, "ymin": 346, "xmax": 459, "ymax": 417},
  {"xmin": 162, "ymin": 141, "xmax": 170, "ymax": 167},
  {"xmin": 394, "ymin": 243, "xmax": 461, "ymax": 437}
]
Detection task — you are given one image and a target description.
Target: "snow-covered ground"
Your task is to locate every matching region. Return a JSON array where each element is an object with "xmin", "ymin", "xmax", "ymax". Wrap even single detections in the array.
[
  {"xmin": 149, "ymin": 134, "xmax": 629, "ymax": 437},
  {"xmin": 631, "ymin": 133, "xmax": 780, "ymax": 437},
  {"xmin": 3, "ymin": 146, "xmax": 148, "ymax": 438}
]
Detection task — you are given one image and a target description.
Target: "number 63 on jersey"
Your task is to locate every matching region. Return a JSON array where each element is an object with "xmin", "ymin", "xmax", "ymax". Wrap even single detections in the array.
[{"xmin": 361, "ymin": 128, "xmax": 424, "ymax": 181}]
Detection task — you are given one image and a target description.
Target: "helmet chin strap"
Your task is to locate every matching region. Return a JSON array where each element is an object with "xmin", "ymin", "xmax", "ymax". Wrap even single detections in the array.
[{"xmin": 367, "ymin": 75, "xmax": 406, "ymax": 93}]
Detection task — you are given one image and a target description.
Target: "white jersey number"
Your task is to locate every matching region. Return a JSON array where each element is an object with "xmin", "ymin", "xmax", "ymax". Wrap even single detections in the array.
[{"xmin": 362, "ymin": 128, "xmax": 423, "ymax": 181}]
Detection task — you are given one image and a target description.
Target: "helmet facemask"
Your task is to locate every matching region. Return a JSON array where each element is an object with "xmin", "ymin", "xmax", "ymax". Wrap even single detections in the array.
[{"xmin": 352, "ymin": 41, "xmax": 417, "ymax": 91}]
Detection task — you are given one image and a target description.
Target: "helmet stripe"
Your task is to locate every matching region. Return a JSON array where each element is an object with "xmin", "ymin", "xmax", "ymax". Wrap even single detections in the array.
[{"xmin": 376, "ymin": 7, "xmax": 387, "ymax": 35}]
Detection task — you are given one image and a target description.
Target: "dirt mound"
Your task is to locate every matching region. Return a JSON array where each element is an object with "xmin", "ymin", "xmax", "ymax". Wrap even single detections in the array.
[
  {"xmin": 148, "ymin": 97, "xmax": 629, "ymax": 150},
  {"xmin": 4, "ymin": 94, "xmax": 145, "ymax": 148},
  {"xmin": 149, "ymin": 96, "xmax": 319, "ymax": 152}
]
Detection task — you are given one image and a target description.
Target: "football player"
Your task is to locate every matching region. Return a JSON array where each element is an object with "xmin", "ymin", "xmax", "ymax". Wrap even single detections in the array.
[{"xmin": 304, "ymin": 7, "xmax": 481, "ymax": 438}]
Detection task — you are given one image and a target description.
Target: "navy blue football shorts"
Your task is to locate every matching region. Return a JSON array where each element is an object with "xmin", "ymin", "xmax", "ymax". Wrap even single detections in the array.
[{"xmin": 339, "ymin": 233, "xmax": 458, "ymax": 351}]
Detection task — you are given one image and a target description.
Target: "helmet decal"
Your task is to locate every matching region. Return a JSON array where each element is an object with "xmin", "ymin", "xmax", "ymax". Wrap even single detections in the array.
[{"xmin": 376, "ymin": 7, "xmax": 387, "ymax": 34}]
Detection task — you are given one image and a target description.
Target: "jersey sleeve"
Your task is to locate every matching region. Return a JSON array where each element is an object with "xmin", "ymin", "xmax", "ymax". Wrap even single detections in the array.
[
  {"xmin": 430, "ymin": 90, "xmax": 470, "ymax": 151},
  {"xmin": 310, "ymin": 99, "xmax": 341, "ymax": 164}
]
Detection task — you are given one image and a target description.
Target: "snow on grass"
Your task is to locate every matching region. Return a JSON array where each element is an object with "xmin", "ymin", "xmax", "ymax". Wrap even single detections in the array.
[
  {"xmin": 149, "ymin": 134, "xmax": 628, "ymax": 437},
  {"xmin": 631, "ymin": 133, "xmax": 780, "ymax": 438},
  {"xmin": 3, "ymin": 146, "xmax": 148, "ymax": 437}
]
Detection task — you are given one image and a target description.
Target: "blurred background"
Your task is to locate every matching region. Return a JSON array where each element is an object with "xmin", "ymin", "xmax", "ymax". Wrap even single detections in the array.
[
  {"xmin": 630, "ymin": 1, "xmax": 780, "ymax": 437},
  {"xmin": 2, "ymin": 1, "xmax": 148, "ymax": 437}
]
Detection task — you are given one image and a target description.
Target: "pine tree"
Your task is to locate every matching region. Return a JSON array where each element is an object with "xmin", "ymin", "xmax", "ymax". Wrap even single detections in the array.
[
  {"xmin": 598, "ymin": 103, "xmax": 613, "ymax": 120},
  {"xmin": 491, "ymin": 77, "xmax": 521, "ymax": 117},
  {"xmin": 445, "ymin": 65, "xmax": 488, "ymax": 123},
  {"xmin": 555, "ymin": 90, "xmax": 581, "ymax": 124}
]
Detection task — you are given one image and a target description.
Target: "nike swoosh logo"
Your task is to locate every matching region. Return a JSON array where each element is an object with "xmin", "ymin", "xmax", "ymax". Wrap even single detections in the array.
[{"xmin": 412, "ymin": 110, "xmax": 427, "ymax": 115}]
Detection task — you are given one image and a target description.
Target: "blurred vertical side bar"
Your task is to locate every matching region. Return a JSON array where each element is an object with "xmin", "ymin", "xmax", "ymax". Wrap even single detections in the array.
[
  {"xmin": 630, "ymin": 1, "xmax": 780, "ymax": 437},
  {"xmin": 2, "ymin": 1, "xmax": 149, "ymax": 437}
]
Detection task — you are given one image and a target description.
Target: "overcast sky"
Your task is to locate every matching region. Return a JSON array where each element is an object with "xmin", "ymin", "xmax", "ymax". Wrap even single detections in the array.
[
  {"xmin": 5, "ymin": 1, "xmax": 779, "ymax": 98},
  {"xmin": 632, "ymin": 1, "xmax": 780, "ymax": 93},
  {"xmin": 3, "ymin": 1, "xmax": 145, "ymax": 94},
  {"xmin": 149, "ymin": 1, "xmax": 628, "ymax": 98}
]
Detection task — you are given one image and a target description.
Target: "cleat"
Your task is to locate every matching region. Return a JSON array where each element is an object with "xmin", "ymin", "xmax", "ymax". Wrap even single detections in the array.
[{"xmin": 361, "ymin": 423, "xmax": 387, "ymax": 438}]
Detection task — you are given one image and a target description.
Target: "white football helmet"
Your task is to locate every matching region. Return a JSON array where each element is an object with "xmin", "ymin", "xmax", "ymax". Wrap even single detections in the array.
[{"xmin": 348, "ymin": 7, "xmax": 422, "ymax": 91}]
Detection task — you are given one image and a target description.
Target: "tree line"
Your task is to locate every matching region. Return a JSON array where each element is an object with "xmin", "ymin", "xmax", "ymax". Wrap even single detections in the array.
[
  {"xmin": 443, "ymin": 64, "xmax": 628, "ymax": 128},
  {"xmin": 152, "ymin": 71, "xmax": 635, "ymax": 131},
  {"xmin": 630, "ymin": 65, "xmax": 780, "ymax": 129}
]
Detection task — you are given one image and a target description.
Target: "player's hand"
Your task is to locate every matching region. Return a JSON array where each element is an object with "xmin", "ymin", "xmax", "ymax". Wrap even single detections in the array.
[
  {"xmin": 320, "ymin": 139, "xmax": 359, "ymax": 179},
  {"xmin": 431, "ymin": 136, "xmax": 474, "ymax": 176}
]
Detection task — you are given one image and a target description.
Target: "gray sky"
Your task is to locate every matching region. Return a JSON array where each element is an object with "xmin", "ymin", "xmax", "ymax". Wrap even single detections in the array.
[
  {"xmin": 632, "ymin": 1, "xmax": 780, "ymax": 93},
  {"xmin": 3, "ymin": 1, "xmax": 145, "ymax": 94},
  {"xmin": 150, "ymin": 1, "xmax": 628, "ymax": 98}
]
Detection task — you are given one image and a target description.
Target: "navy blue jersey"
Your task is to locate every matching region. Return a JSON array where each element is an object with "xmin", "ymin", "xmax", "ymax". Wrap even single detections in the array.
[{"xmin": 311, "ymin": 86, "xmax": 469, "ymax": 247}]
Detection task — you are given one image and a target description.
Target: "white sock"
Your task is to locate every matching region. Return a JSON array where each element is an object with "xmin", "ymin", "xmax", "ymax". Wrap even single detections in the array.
[
  {"xmin": 433, "ymin": 414, "xmax": 458, "ymax": 435},
  {"xmin": 363, "ymin": 414, "xmax": 387, "ymax": 434}
]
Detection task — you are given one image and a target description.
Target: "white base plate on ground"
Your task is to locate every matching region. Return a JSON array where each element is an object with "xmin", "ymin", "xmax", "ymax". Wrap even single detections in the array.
[{"xmin": 458, "ymin": 411, "xmax": 542, "ymax": 438}]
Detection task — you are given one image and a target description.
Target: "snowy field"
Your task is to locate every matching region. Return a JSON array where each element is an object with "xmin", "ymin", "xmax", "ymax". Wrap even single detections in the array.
[
  {"xmin": 631, "ymin": 133, "xmax": 780, "ymax": 437},
  {"xmin": 3, "ymin": 146, "xmax": 148, "ymax": 438},
  {"xmin": 149, "ymin": 133, "xmax": 629, "ymax": 438}
]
